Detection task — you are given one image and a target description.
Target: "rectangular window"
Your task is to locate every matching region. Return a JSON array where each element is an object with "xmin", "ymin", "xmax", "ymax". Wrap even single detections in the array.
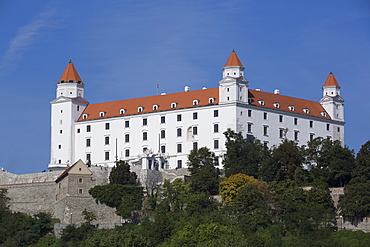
[
  {"xmin": 58, "ymin": 145, "xmax": 61, "ymax": 149},
  {"xmin": 105, "ymin": 123, "xmax": 110, "ymax": 130},
  {"xmin": 279, "ymin": 115, "xmax": 283, "ymax": 123},
  {"xmin": 105, "ymin": 151, "xmax": 109, "ymax": 160},
  {"xmin": 214, "ymin": 110, "xmax": 219, "ymax": 117},
  {"xmin": 177, "ymin": 160, "xmax": 182, "ymax": 169},
  {"xmin": 294, "ymin": 118, "xmax": 298, "ymax": 125},
  {"xmin": 161, "ymin": 130, "xmax": 166, "ymax": 139},
  {"xmin": 337, "ymin": 127, "xmax": 340, "ymax": 132},
  {"xmin": 247, "ymin": 123, "xmax": 252, "ymax": 133},
  {"xmin": 161, "ymin": 116, "xmax": 165, "ymax": 123},
  {"xmin": 177, "ymin": 128, "xmax": 182, "ymax": 137},
  {"xmin": 177, "ymin": 143, "xmax": 182, "ymax": 153},
  {"xmin": 214, "ymin": 124, "xmax": 219, "ymax": 133},
  {"xmin": 263, "ymin": 126, "xmax": 268, "ymax": 136},
  {"xmin": 193, "ymin": 112, "xmax": 198, "ymax": 120},
  {"xmin": 248, "ymin": 110, "xmax": 252, "ymax": 117},
  {"xmin": 326, "ymin": 124, "xmax": 330, "ymax": 131},
  {"xmin": 125, "ymin": 120, "xmax": 129, "ymax": 128},
  {"xmin": 214, "ymin": 139, "xmax": 219, "ymax": 149},
  {"xmin": 193, "ymin": 126, "xmax": 198, "ymax": 135},
  {"xmin": 143, "ymin": 132, "xmax": 147, "ymax": 140},
  {"xmin": 279, "ymin": 129, "xmax": 284, "ymax": 139},
  {"xmin": 310, "ymin": 121, "xmax": 313, "ymax": 128},
  {"xmin": 105, "ymin": 136, "xmax": 109, "ymax": 145},
  {"xmin": 294, "ymin": 131, "xmax": 299, "ymax": 141},
  {"xmin": 264, "ymin": 112, "xmax": 267, "ymax": 120},
  {"xmin": 143, "ymin": 118, "xmax": 147, "ymax": 126},
  {"xmin": 78, "ymin": 189, "xmax": 83, "ymax": 194},
  {"xmin": 86, "ymin": 125, "xmax": 91, "ymax": 132},
  {"xmin": 193, "ymin": 142, "xmax": 198, "ymax": 150},
  {"xmin": 125, "ymin": 149, "xmax": 130, "ymax": 157},
  {"xmin": 86, "ymin": 153, "xmax": 91, "ymax": 161},
  {"xmin": 310, "ymin": 133, "xmax": 314, "ymax": 141},
  {"xmin": 86, "ymin": 138, "xmax": 91, "ymax": 147},
  {"xmin": 161, "ymin": 145, "xmax": 166, "ymax": 153},
  {"xmin": 78, "ymin": 178, "xmax": 83, "ymax": 183},
  {"xmin": 125, "ymin": 134, "xmax": 130, "ymax": 142},
  {"xmin": 177, "ymin": 114, "xmax": 182, "ymax": 121}
]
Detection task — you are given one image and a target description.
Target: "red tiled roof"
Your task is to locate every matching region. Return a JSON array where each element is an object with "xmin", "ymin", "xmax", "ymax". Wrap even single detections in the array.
[
  {"xmin": 58, "ymin": 60, "xmax": 83, "ymax": 84},
  {"xmin": 248, "ymin": 89, "xmax": 331, "ymax": 119},
  {"xmin": 78, "ymin": 88, "xmax": 219, "ymax": 121},
  {"xmin": 323, "ymin": 72, "xmax": 339, "ymax": 87},
  {"xmin": 78, "ymin": 87, "xmax": 330, "ymax": 121},
  {"xmin": 225, "ymin": 50, "xmax": 243, "ymax": 67}
]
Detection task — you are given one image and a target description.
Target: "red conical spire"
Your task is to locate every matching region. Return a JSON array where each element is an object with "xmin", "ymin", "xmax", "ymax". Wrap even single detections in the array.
[
  {"xmin": 58, "ymin": 60, "xmax": 83, "ymax": 84},
  {"xmin": 225, "ymin": 50, "xmax": 243, "ymax": 67},
  {"xmin": 323, "ymin": 72, "xmax": 339, "ymax": 87}
]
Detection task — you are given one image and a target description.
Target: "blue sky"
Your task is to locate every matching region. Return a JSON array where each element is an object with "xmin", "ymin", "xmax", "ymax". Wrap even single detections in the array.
[{"xmin": 0, "ymin": 0, "xmax": 369, "ymax": 174}]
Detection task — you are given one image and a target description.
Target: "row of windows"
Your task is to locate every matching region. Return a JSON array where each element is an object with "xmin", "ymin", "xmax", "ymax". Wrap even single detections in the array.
[
  {"xmin": 78, "ymin": 110, "xmax": 220, "ymax": 133},
  {"xmin": 84, "ymin": 124, "xmax": 220, "ymax": 147},
  {"xmin": 247, "ymin": 122, "xmax": 332, "ymax": 135}
]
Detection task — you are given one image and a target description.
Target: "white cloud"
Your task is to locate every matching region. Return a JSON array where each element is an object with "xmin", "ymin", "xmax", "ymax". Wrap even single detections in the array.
[{"xmin": 0, "ymin": 9, "xmax": 56, "ymax": 73}]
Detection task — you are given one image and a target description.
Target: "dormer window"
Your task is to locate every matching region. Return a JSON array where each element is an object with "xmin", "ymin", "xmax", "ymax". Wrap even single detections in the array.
[
  {"xmin": 120, "ymin": 109, "xmax": 126, "ymax": 115},
  {"xmin": 153, "ymin": 105, "xmax": 159, "ymax": 111},
  {"xmin": 258, "ymin": 100, "xmax": 265, "ymax": 106},
  {"xmin": 193, "ymin": 100, "xmax": 199, "ymax": 106},
  {"xmin": 171, "ymin": 102, "xmax": 177, "ymax": 108},
  {"xmin": 138, "ymin": 107, "xmax": 143, "ymax": 113},
  {"xmin": 99, "ymin": 112, "xmax": 106, "ymax": 117},
  {"xmin": 303, "ymin": 108, "xmax": 309, "ymax": 114},
  {"xmin": 273, "ymin": 102, "xmax": 280, "ymax": 108},
  {"xmin": 82, "ymin": 114, "xmax": 88, "ymax": 119},
  {"xmin": 321, "ymin": 111, "xmax": 327, "ymax": 117},
  {"xmin": 209, "ymin": 97, "xmax": 215, "ymax": 104},
  {"xmin": 288, "ymin": 105, "xmax": 295, "ymax": 111}
]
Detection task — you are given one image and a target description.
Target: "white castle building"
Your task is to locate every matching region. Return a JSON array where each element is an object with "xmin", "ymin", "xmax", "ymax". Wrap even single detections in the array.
[{"xmin": 48, "ymin": 51, "xmax": 345, "ymax": 171}]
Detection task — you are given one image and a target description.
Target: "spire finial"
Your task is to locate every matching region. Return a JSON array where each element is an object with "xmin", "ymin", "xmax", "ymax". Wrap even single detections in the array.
[{"xmin": 69, "ymin": 59, "xmax": 72, "ymax": 63}]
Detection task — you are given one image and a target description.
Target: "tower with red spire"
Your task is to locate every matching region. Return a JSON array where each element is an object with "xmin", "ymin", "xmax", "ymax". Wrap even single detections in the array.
[
  {"xmin": 219, "ymin": 50, "xmax": 249, "ymax": 106},
  {"xmin": 49, "ymin": 61, "xmax": 89, "ymax": 171}
]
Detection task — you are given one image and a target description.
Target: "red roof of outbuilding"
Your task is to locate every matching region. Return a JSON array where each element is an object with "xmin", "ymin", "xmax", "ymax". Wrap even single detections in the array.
[
  {"xmin": 323, "ymin": 72, "xmax": 340, "ymax": 87},
  {"xmin": 58, "ymin": 60, "xmax": 83, "ymax": 83},
  {"xmin": 225, "ymin": 50, "xmax": 243, "ymax": 67}
]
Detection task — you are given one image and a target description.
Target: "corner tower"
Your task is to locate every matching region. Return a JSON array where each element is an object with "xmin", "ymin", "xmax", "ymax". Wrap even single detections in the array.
[
  {"xmin": 49, "ymin": 61, "xmax": 89, "ymax": 171},
  {"xmin": 219, "ymin": 50, "xmax": 249, "ymax": 104},
  {"xmin": 320, "ymin": 72, "xmax": 344, "ymax": 121}
]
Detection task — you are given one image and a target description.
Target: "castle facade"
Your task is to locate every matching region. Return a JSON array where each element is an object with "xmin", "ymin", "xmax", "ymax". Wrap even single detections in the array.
[{"xmin": 48, "ymin": 51, "xmax": 345, "ymax": 171}]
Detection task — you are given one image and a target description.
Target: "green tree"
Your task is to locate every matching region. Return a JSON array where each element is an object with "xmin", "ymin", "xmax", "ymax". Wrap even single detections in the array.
[
  {"xmin": 188, "ymin": 147, "xmax": 220, "ymax": 195},
  {"xmin": 352, "ymin": 141, "xmax": 370, "ymax": 182},
  {"xmin": 223, "ymin": 129, "xmax": 271, "ymax": 178},
  {"xmin": 82, "ymin": 208, "xmax": 96, "ymax": 225},
  {"xmin": 219, "ymin": 173, "xmax": 259, "ymax": 204},
  {"xmin": 109, "ymin": 160, "xmax": 138, "ymax": 185},
  {"xmin": 272, "ymin": 140, "xmax": 305, "ymax": 184},
  {"xmin": 338, "ymin": 181, "xmax": 370, "ymax": 223}
]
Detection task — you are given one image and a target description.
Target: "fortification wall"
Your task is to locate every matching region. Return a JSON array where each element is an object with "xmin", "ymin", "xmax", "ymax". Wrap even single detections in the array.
[{"xmin": 1, "ymin": 182, "xmax": 57, "ymax": 216}]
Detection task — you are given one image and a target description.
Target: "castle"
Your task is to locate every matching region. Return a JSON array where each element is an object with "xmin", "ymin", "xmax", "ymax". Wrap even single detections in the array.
[
  {"xmin": 0, "ymin": 51, "xmax": 348, "ymax": 226},
  {"xmin": 49, "ymin": 50, "xmax": 345, "ymax": 171}
]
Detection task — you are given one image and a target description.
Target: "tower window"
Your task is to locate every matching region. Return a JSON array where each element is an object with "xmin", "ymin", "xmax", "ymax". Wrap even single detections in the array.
[
  {"xmin": 263, "ymin": 112, "xmax": 267, "ymax": 120},
  {"xmin": 77, "ymin": 106, "xmax": 80, "ymax": 111},
  {"xmin": 214, "ymin": 110, "xmax": 218, "ymax": 117},
  {"xmin": 177, "ymin": 160, "xmax": 182, "ymax": 169},
  {"xmin": 161, "ymin": 116, "xmax": 165, "ymax": 123},
  {"xmin": 193, "ymin": 112, "xmax": 198, "ymax": 120},
  {"xmin": 143, "ymin": 118, "xmax": 147, "ymax": 126},
  {"xmin": 193, "ymin": 126, "xmax": 198, "ymax": 135},
  {"xmin": 214, "ymin": 140, "xmax": 219, "ymax": 149},
  {"xmin": 263, "ymin": 126, "xmax": 268, "ymax": 136},
  {"xmin": 248, "ymin": 110, "xmax": 252, "ymax": 117},
  {"xmin": 125, "ymin": 120, "xmax": 129, "ymax": 128},
  {"xmin": 294, "ymin": 118, "xmax": 298, "ymax": 125},
  {"xmin": 177, "ymin": 114, "xmax": 182, "ymax": 121},
  {"xmin": 310, "ymin": 133, "xmax": 315, "ymax": 141},
  {"xmin": 193, "ymin": 142, "xmax": 198, "ymax": 150},
  {"xmin": 279, "ymin": 115, "xmax": 283, "ymax": 123},
  {"xmin": 326, "ymin": 124, "xmax": 330, "ymax": 131},
  {"xmin": 105, "ymin": 136, "xmax": 109, "ymax": 145},
  {"xmin": 294, "ymin": 131, "xmax": 299, "ymax": 141},
  {"xmin": 214, "ymin": 124, "xmax": 219, "ymax": 133},
  {"xmin": 125, "ymin": 134, "xmax": 130, "ymax": 143},
  {"xmin": 86, "ymin": 138, "xmax": 91, "ymax": 147},
  {"xmin": 161, "ymin": 130, "xmax": 166, "ymax": 139},
  {"xmin": 86, "ymin": 153, "xmax": 91, "ymax": 161},
  {"xmin": 105, "ymin": 151, "xmax": 109, "ymax": 160},
  {"xmin": 60, "ymin": 130, "xmax": 63, "ymax": 134},
  {"xmin": 177, "ymin": 128, "xmax": 182, "ymax": 137},
  {"xmin": 76, "ymin": 129, "xmax": 80, "ymax": 133},
  {"xmin": 279, "ymin": 128, "xmax": 284, "ymax": 139},
  {"xmin": 143, "ymin": 132, "xmax": 148, "ymax": 141},
  {"xmin": 161, "ymin": 145, "xmax": 166, "ymax": 153},
  {"xmin": 58, "ymin": 145, "xmax": 61, "ymax": 149},
  {"xmin": 105, "ymin": 123, "xmax": 110, "ymax": 130},
  {"xmin": 309, "ymin": 121, "xmax": 313, "ymax": 128},
  {"xmin": 247, "ymin": 123, "xmax": 252, "ymax": 133},
  {"xmin": 177, "ymin": 143, "xmax": 182, "ymax": 153},
  {"xmin": 125, "ymin": 149, "xmax": 130, "ymax": 157},
  {"xmin": 86, "ymin": 125, "xmax": 91, "ymax": 132}
]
